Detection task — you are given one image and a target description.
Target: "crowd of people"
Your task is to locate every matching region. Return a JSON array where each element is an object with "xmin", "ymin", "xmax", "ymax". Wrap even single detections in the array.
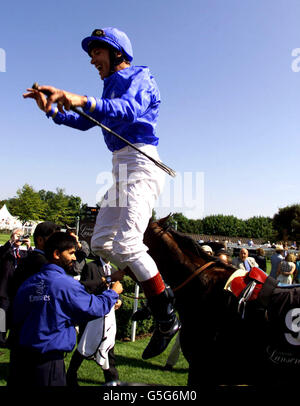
[
  {"xmin": 270, "ymin": 244, "xmax": 299, "ymax": 284},
  {"xmin": 0, "ymin": 224, "xmax": 124, "ymax": 386},
  {"xmin": 229, "ymin": 244, "xmax": 299, "ymax": 285}
]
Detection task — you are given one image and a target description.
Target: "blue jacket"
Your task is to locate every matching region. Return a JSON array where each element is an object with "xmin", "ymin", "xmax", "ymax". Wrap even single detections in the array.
[
  {"xmin": 13, "ymin": 263, "xmax": 119, "ymax": 353},
  {"xmin": 49, "ymin": 66, "xmax": 160, "ymax": 152}
]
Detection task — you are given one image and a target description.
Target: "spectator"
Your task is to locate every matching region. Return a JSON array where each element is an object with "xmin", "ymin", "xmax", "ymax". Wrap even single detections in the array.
[
  {"xmin": 232, "ymin": 248, "xmax": 258, "ymax": 271},
  {"xmin": 294, "ymin": 253, "xmax": 300, "ymax": 284},
  {"xmin": 276, "ymin": 253, "xmax": 296, "ymax": 285},
  {"xmin": 270, "ymin": 245, "xmax": 284, "ymax": 279},
  {"xmin": 248, "ymin": 239, "xmax": 254, "ymax": 247},
  {"xmin": 11, "ymin": 222, "xmax": 60, "ymax": 295},
  {"xmin": 9, "ymin": 232, "xmax": 122, "ymax": 386},
  {"xmin": 216, "ymin": 250, "xmax": 232, "ymax": 265},
  {"xmin": 201, "ymin": 245, "xmax": 213, "ymax": 255},
  {"xmin": 0, "ymin": 229, "xmax": 31, "ymax": 347},
  {"xmin": 291, "ymin": 241, "xmax": 297, "ymax": 249},
  {"xmin": 67, "ymin": 257, "xmax": 125, "ymax": 386},
  {"xmin": 254, "ymin": 248, "xmax": 266, "ymax": 272},
  {"xmin": 65, "ymin": 227, "xmax": 90, "ymax": 277}
]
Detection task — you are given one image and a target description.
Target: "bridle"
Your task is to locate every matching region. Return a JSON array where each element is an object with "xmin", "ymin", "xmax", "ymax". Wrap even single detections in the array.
[
  {"xmin": 149, "ymin": 223, "xmax": 218, "ymax": 294},
  {"xmin": 122, "ymin": 260, "xmax": 216, "ymax": 300},
  {"xmin": 172, "ymin": 261, "xmax": 215, "ymax": 292}
]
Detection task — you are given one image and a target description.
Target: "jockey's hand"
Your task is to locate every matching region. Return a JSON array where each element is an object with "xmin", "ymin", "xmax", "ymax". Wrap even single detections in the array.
[
  {"xmin": 23, "ymin": 88, "xmax": 48, "ymax": 111},
  {"xmin": 23, "ymin": 85, "xmax": 87, "ymax": 114},
  {"xmin": 111, "ymin": 281, "xmax": 123, "ymax": 295}
]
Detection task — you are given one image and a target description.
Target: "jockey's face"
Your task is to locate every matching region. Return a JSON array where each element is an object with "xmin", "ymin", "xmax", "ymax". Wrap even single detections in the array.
[
  {"xmin": 239, "ymin": 249, "xmax": 248, "ymax": 261},
  {"xmin": 90, "ymin": 47, "xmax": 111, "ymax": 80}
]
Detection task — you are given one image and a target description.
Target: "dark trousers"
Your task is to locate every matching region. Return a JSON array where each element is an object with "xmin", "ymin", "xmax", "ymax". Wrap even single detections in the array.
[
  {"xmin": 8, "ymin": 347, "xmax": 66, "ymax": 387},
  {"xmin": 103, "ymin": 347, "xmax": 119, "ymax": 383},
  {"xmin": 0, "ymin": 331, "xmax": 7, "ymax": 347}
]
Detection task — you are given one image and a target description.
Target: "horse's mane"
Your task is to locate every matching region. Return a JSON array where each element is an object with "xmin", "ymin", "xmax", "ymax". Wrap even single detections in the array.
[
  {"xmin": 168, "ymin": 228, "xmax": 211, "ymax": 259},
  {"xmin": 155, "ymin": 217, "xmax": 236, "ymax": 272}
]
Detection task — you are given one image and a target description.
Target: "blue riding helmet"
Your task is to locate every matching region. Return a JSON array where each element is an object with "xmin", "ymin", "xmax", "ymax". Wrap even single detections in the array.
[{"xmin": 82, "ymin": 27, "xmax": 133, "ymax": 62}]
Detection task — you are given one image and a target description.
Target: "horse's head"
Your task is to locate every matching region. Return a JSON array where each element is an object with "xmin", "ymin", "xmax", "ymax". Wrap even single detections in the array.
[{"xmin": 144, "ymin": 217, "xmax": 237, "ymax": 296}]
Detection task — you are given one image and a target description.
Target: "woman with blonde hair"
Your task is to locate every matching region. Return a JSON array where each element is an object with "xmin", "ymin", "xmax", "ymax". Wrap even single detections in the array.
[{"xmin": 276, "ymin": 253, "xmax": 296, "ymax": 284}]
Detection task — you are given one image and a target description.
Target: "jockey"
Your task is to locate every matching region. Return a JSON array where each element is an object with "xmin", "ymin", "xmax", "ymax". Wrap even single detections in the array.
[{"xmin": 23, "ymin": 27, "xmax": 180, "ymax": 359}]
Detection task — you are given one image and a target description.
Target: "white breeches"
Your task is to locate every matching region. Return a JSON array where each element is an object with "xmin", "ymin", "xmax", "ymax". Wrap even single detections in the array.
[{"xmin": 91, "ymin": 144, "xmax": 165, "ymax": 282}]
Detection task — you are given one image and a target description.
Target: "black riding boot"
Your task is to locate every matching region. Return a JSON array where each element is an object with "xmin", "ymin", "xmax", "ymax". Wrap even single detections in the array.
[{"xmin": 142, "ymin": 288, "xmax": 181, "ymax": 360}]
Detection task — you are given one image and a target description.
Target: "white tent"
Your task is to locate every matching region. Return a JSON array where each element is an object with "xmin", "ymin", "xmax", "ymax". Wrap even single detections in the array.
[{"xmin": 0, "ymin": 204, "xmax": 23, "ymax": 230}]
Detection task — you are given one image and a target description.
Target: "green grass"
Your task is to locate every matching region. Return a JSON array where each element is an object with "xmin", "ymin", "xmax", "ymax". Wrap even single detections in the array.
[
  {"xmin": 0, "ymin": 336, "xmax": 188, "ymax": 386},
  {"xmin": 0, "ymin": 234, "xmax": 9, "ymax": 246}
]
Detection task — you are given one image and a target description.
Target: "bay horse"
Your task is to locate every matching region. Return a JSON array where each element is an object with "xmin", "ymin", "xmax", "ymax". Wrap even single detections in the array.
[{"xmin": 143, "ymin": 216, "xmax": 288, "ymax": 388}]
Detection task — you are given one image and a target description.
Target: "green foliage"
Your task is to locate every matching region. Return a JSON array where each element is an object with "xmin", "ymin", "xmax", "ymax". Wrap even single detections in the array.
[
  {"xmin": 39, "ymin": 188, "xmax": 81, "ymax": 226},
  {"xmin": 245, "ymin": 216, "xmax": 275, "ymax": 240},
  {"xmin": 202, "ymin": 214, "xmax": 245, "ymax": 237},
  {"xmin": 273, "ymin": 204, "xmax": 300, "ymax": 243},
  {"xmin": 6, "ymin": 184, "xmax": 46, "ymax": 222},
  {"xmin": 172, "ymin": 212, "xmax": 203, "ymax": 233},
  {"xmin": 0, "ymin": 184, "xmax": 82, "ymax": 227},
  {"xmin": 115, "ymin": 276, "xmax": 154, "ymax": 339},
  {"xmin": 172, "ymin": 212, "xmax": 274, "ymax": 240}
]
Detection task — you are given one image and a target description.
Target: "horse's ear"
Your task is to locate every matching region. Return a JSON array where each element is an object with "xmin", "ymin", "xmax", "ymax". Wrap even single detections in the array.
[{"xmin": 157, "ymin": 213, "xmax": 172, "ymax": 226}]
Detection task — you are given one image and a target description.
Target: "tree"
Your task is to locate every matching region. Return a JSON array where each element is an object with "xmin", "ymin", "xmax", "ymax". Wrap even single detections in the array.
[
  {"xmin": 39, "ymin": 188, "xmax": 82, "ymax": 226},
  {"xmin": 244, "ymin": 216, "xmax": 275, "ymax": 240},
  {"xmin": 202, "ymin": 215, "xmax": 246, "ymax": 237},
  {"xmin": 8, "ymin": 184, "xmax": 46, "ymax": 223},
  {"xmin": 1, "ymin": 185, "xmax": 83, "ymax": 227},
  {"xmin": 172, "ymin": 213, "xmax": 193, "ymax": 233},
  {"xmin": 273, "ymin": 204, "xmax": 300, "ymax": 243}
]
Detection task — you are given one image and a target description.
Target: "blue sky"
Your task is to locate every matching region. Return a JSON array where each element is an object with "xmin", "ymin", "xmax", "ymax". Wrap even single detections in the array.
[{"xmin": 0, "ymin": 0, "xmax": 300, "ymax": 219}]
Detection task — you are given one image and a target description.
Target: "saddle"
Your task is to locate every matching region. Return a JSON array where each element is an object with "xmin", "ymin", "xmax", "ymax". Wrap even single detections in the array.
[
  {"xmin": 224, "ymin": 267, "xmax": 269, "ymax": 316},
  {"xmin": 225, "ymin": 267, "xmax": 300, "ymax": 367}
]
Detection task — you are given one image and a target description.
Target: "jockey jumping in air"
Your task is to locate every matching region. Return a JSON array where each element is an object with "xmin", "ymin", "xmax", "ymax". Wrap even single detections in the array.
[{"xmin": 24, "ymin": 27, "xmax": 180, "ymax": 359}]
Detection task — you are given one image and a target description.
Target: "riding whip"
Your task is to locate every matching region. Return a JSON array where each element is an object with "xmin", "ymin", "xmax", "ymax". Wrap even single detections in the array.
[{"xmin": 32, "ymin": 83, "xmax": 176, "ymax": 177}]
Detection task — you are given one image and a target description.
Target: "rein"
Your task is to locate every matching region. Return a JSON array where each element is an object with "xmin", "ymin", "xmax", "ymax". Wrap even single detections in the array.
[
  {"xmin": 123, "ymin": 261, "xmax": 216, "ymax": 300},
  {"xmin": 173, "ymin": 261, "xmax": 215, "ymax": 292},
  {"xmin": 123, "ymin": 224, "xmax": 216, "ymax": 300}
]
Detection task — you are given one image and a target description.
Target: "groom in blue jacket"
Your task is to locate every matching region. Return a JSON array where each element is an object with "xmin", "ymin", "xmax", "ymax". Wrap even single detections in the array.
[{"xmin": 9, "ymin": 232, "xmax": 122, "ymax": 386}]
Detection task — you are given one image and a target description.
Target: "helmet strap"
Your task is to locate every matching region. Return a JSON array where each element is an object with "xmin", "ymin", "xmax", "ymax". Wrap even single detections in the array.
[{"xmin": 109, "ymin": 48, "xmax": 126, "ymax": 73}]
